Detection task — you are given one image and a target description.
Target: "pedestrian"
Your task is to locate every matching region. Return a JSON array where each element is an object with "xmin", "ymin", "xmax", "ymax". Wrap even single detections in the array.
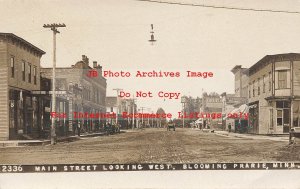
[
  {"xmin": 228, "ymin": 123, "xmax": 232, "ymax": 133},
  {"xmin": 72, "ymin": 121, "xmax": 77, "ymax": 136},
  {"xmin": 78, "ymin": 121, "xmax": 81, "ymax": 136}
]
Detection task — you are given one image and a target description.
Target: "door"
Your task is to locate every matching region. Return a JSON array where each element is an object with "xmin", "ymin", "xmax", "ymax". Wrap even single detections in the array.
[{"xmin": 283, "ymin": 109, "xmax": 290, "ymax": 133}]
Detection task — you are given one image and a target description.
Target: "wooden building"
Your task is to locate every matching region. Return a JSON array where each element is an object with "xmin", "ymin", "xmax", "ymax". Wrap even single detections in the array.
[
  {"xmin": 248, "ymin": 53, "xmax": 300, "ymax": 134},
  {"xmin": 0, "ymin": 33, "xmax": 45, "ymax": 140}
]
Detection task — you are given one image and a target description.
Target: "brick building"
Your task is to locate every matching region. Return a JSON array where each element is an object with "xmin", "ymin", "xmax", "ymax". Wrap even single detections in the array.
[
  {"xmin": 0, "ymin": 33, "xmax": 45, "ymax": 140},
  {"xmin": 221, "ymin": 65, "xmax": 249, "ymax": 132},
  {"xmin": 231, "ymin": 65, "xmax": 249, "ymax": 98},
  {"xmin": 248, "ymin": 53, "xmax": 300, "ymax": 134},
  {"xmin": 200, "ymin": 92, "xmax": 223, "ymax": 129},
  {"xmin": 41, "ymin": 55, "xmax": 107, "ymax": 135}
]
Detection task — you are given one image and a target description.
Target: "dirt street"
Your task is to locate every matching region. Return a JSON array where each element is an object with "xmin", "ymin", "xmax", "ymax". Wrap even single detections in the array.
[{"xmin": 0, "ymin": 128, "xmax": 299, "ymax": 164}]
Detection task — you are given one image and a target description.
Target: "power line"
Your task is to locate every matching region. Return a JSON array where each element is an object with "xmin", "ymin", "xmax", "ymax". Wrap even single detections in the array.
[{"xmin": 136, "ymin": 0, "xmax": 300, "ymax": 14}]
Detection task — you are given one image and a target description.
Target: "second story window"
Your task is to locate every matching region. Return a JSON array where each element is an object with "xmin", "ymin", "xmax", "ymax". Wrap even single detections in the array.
[
  {"xmin": 28, "ymin": 64, "xmax": 31, "ymax": 83},
  {"xmin": 252, "ymin": 80, "xmax": 255, "ymax": 97},
  {"xmin": 22, "ymin": 61, "xmax": 25, "ymax": 81},
  {"xmin": 258, "ymin": 78, "xmax": 260, "ymax": 95},
  {"xmin": 249, "ymin": 83, "xmax": 251, "ymax": 98},
  {"xmin": 269, "ymin": 72, "xmax": 272, "ymax": 91},
  {"xmin": 33, "ymin": 67, "xmax": 37, "ymax": 85},
  {"xmin": 262, "ymin": 75, "xmax": 265, "ymax": 93},
  {"xmin": 10, "ymin": 57, "xmax": 14, "ymax": 78},
  {"xmin": 278, "ymin": 70, "xmax": 287, "ymax": 89}
]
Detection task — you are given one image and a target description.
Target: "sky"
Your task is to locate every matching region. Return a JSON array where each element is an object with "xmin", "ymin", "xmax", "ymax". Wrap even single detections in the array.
[{"xmin": 1, "ymin": 0, "xmax": 300, "ymax": 117}]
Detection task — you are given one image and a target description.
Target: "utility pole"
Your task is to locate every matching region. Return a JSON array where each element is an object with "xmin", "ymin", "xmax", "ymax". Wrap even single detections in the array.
[
  {"xmin": 131, "ymin": 95, "xmax": 137, "ymax": 129},
  {"xmin": 181, "ymin": 96, "xmax": 186, "ymax": 128},
  {"xmin": 147, "ymin": 108, "xmax": 151, "ymax": 127},
  {"xmin": 113, "ymin": 88, "xmax": 123, "ymax": 125},
  {"xmin": 151, "ymin": 111, "xmax": 154, "ymax": 127},
  {"xmin": 43, "ymin": 23, "xmax": 66, "ymax": 145},
  {"xmin": 139, "ymin": 106, "xmax": 147, "ymax": 128}
]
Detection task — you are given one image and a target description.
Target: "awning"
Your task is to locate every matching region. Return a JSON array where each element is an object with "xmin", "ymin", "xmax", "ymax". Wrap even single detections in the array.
[
  {"xmin": 223, "ymin": 104, "xmax": 249, "ymax": 120},
  {"xmin": 195, "ymin": 118, "xmax": 203, "ymax": 124}
]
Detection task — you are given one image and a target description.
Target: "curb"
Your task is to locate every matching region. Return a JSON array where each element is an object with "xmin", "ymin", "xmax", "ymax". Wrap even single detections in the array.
[{"xmin": 0, "ymin": 131, "xmax": 126, "ymax": 147}]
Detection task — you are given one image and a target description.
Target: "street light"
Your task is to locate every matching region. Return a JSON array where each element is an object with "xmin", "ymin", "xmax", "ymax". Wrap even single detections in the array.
[{"xmin": 148, "ymin": 24, "xmax": 156, "ymax": 45}]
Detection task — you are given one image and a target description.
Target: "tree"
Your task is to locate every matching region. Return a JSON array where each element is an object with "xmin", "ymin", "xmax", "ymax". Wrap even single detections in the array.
[{"xmin": 156, "ymin": 107, "xmax": 167, "ymax": 127}]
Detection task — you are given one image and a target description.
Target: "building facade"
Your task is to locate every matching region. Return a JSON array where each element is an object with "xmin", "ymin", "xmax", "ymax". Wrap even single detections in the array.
[
  {"xmin": 106, "ymin": 96, "xmax": 137, "ymax": 129},
  {"xmin": 231, "ymin": 65, "xmax": 249, "ymax": 98},
  {"xmin": 221, "ymin": 65, "xmax": 249, "ymax": 132},
  {"xmin": 41, "ymin": 55, "xmax": 107, "ymax": 135},
  {"xmin": 200, "ymin": 92, "xmax": 223, "ymax": 129},
  {"xmin": 0, "ymin": 33, "xmax": 45, "ymax": 140},
  {"xmin": 248, "ymin": 53, "xmax": 300, "ymax": 134}
]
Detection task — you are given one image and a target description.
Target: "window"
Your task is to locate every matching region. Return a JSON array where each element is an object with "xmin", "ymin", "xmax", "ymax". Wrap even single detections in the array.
[
  {"xmin": 278, "ymin": 70, "xmax": 287, "ymax": 89},
  {"xmin": 270, "ymin": 109, "xmax": 273, "ymax": 129},
  {"xmin": 252, "ymin": 80, "xmax": 255, "ymax": 97},
  {"xmin": 262, "ymin": 75, "xmax": 265, "ymax": 93},
  {"xmin": 10, "ymin": 57, "xmax": 14, "ymax": 78},
  {"xmin": 33, "ymin": 67, "xmax": 37, "ymax": 85},
  {"xmin": 257, "ymin": 78, "xmax": 260, "ymax": 95},
  {"xmin": 28, "ymin": 64, "xmax": 31, "ymax": 83},
  {"xmin": 269, "ymin": 72, "xmax": 272, "ymax": 91},
  {"xmin": 276, "ymin": 101, "xmax": 291, "ymax": 128},
  {"xmin": 276, "ymin": 101, "xmax": 290, "ymax": 108},
  {"xmin": 293, "ymin": 101, "xmax": 300, "ymax": 127},
  {"xmin": 277, "ymin": 110, "xmax": 283, "ymax": 126},
  {"xmin": 249, "ymin": 83, "xmax": 251, "ymax": 98},
  {"xmin": 22, "ymin": 61, "xmax": 25, "ymax": 81}
]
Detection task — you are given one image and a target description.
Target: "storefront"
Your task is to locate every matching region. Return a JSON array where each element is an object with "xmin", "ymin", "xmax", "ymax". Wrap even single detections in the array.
[
  {"xmin": 248, "ymin": 102, "xmax": 259, "ymax": 134},
  {"xmin": 9, "ymin": 89, "xmax": 40, "ymax": 139}
]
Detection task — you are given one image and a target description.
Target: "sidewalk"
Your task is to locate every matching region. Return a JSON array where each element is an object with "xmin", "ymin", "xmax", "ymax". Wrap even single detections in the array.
[
  {"xmin": 214, "ymin": 130, "xmax": 289, "ymax": 142},
  {"xmin": 0, "ymin": 131, "xmax": 113, "ymax": 147}
]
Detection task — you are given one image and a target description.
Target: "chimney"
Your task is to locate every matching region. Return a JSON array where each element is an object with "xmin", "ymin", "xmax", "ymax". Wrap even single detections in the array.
[
  {"xmin": 82, "ymin": 55, "xmax": 86, "ymax": 61},
  {"xmin": 86, "ymin": 57, "xmax": 89, "ymax": 66},
  {"xmin": 93, "ymin": 61, "xmax": 97, "ymax": 68},
  {"xmin": 99, "ymin": 65, "xmax": 102, "ymax": 76}
]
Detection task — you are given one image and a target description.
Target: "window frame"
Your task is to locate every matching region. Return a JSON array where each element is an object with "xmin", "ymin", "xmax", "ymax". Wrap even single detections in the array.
[
  {"xmin": 22, "ymin": 61, "xmax": 25, "ymax": 81},
  {"xmin": 33, "ymin": 66, "xmax": 37, "ymax": 85},
  {"xmin": 10, "ymin": 56, "xmax": 15, "ymax": 78},
  {"xmin": 28, "ymin": 63, "xmax": 32, "ymax": 83},
  {"xmin": 277, "ymin": 70, "xmax": 288, "ymax": 89}
]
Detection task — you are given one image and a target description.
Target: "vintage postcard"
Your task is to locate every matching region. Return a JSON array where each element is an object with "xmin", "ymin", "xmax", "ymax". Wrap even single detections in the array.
[{"xmin": 1, "ymin": 0, "xmax": 300, "ymax": 188}]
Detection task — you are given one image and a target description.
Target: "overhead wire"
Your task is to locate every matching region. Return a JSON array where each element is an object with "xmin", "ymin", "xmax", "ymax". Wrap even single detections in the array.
[{"xmin": 135, "ymin": 0, "xmax": 300, "ymax": 14}]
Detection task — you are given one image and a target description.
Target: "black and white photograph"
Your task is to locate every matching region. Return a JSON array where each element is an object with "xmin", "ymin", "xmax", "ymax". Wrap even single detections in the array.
[{"xmin": 1, "ymin": 0, "xmax": 300, "ymax": 188}]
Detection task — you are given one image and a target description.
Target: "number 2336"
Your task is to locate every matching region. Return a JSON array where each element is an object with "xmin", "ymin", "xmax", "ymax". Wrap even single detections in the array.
[{"xmin": 1, "ymin": 165, "xmax": 23, "ymax": 172}]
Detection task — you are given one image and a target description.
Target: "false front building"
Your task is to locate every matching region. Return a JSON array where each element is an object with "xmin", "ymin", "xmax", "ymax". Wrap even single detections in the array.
[
  {"xmin": 248, "ymin": 53, "xmax": 300, "ymax": 134},
  {"xmin": 0, "ymin": 33, "xmax": 45, "ymax": 140}
]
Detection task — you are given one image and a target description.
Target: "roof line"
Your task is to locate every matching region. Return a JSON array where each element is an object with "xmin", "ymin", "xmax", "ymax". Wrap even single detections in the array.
[{"xmin": 0, "ymin": 32, "xmax": 45, "ymax": 55}]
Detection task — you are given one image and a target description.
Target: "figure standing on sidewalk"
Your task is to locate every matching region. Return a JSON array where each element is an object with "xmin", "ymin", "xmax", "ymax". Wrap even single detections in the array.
[
  {"xmin": 78, "ymin": 121, "xmax": 81, "ymax": 136},
  {"xmin": 228, "ymin": 123, "xmax": 232, "ymax": 133}
]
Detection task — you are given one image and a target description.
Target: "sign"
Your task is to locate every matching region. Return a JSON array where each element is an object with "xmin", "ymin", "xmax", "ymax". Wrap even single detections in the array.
[
  {"xmin": 45, "ymin": 107, "xmax": 51, "ymax": 112},
  {"xmin": 32, "ymin": 90, "xmax": 67, "ymax": 95}
]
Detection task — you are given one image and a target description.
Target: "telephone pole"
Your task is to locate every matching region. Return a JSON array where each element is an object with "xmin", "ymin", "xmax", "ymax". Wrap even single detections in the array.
[
  {"xmin": 131, "ymin": 95, "xmax": 137, "ymax": 129},
  {"xmin": 113, "ymin": 88, "xmax": 123, "ymax": 125},
  {"xmin": 139, "ymin": 106, "xmax": 147, "ymax": 128},
  {"xmin": 43, "ymin": 23, "xmax": 66, "ymax": 145}
]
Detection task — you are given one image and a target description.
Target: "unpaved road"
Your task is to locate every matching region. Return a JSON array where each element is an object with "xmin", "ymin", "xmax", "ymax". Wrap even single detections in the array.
[{"xmin": 0, "ymin": 128, "xmax": 298, "ymax": 164}]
